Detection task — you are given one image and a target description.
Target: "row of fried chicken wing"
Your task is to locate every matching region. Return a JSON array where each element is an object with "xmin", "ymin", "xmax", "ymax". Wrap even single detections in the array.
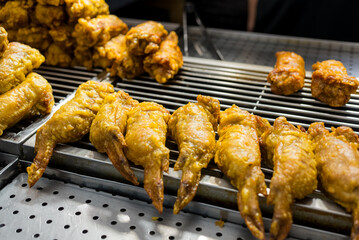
[{"xmin": 26, "ymin": 87, "xmax": 359, "ymax": 240}]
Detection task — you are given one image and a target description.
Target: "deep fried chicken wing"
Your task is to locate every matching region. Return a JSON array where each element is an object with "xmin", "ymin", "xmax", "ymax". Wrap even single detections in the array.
[
  {"xmin": 34, "ymin": 4, "xmax": 65, "ymax": 28},
  {"xmin": 27, "ymin": 81, "xmax": 114, "ymax": 187},
  {"xmin": 90, "ymin": 91, "xmax": 139, "ymax": 185},
  {"xmin": 168, "ymin": 95, "xmax": 220, "ymax": 214},
  {"xmin": 0, "ymin": 42, "xmax": 45, "ymax": 94},
  {"xmin": 65, "ymin": 0, "xmax": 109, "ymax": 22},
  {"xmin": 7, "ymin": 26, "xmax": 52, "ymax": 51},
  {"xmin": 124, "ymin": 102, "xmax": 170, "ymax": 213},
  {"xmin": 93, "ymin": 34, "xmax": 126, "ymax": 69},
  {"xmin": 311, "ymin": 60, "xmax": 359, "ymax": 107},
  {"xmin": 45, "ymin": 43, "xmax": 72, "ymax": 67},
  {"xmin": 308, "ymin": 123, "xmax": 359, "ymax": 240},
  {"xmin": 0, "ymin": 72, "xmax": 54, "ymax": 136},
  {"xmin": 49, "ymin": 25, "xmax": 75, "ymax": 48},
  {"xmin": 126, "ymin": 21, "xmax": 168, "ymax": 56},
  {"xmin": 0, "ymin": 1, "xmax": 31, "ymax": 29},
  {"xmin": 144, "ymin": 31, "xmax": 183, "ymax": 83},
  {"xmin": 36, "ymin": 0, "xmax": 64, "ymax": 6},
  {"xmin": 267, "ymin": 51, "xmax": 305, "ymax": 95},
  {"xmin": 261, "ymin": 117, "xmax": 317, "ymax": 240},
  {"xmin": 74, "ymin": 45, "xmax": 93, "ymax": 70},
  {"xmin": 215, "ymin": 105, "xmax": 270, "ymax": 240},
  {"xmin": 73, "ymin": 15, "xmax": 128, "ymax": 47},
  {"xmin": 0, "ymin": 27, "xmax": 8, "ymax": 58}
]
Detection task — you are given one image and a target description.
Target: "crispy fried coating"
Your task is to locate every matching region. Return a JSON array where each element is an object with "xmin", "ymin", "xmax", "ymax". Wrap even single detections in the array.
[
  {"xmin": 93, "ymin": 34, "xmax": 126, "ymax": 69},
  {"xmin": 90, "ymin": 91, "xmax": 139, "ymax": 185},
  {"xmin": 261, "ymin": 117, "xmax": 317, "ymax": 240},
  {"xmin": 0, "ymin": 1, "xmax": 31, "ymax": 29},
  {"xmin": 109, "ymin": 36, "xmax": 144, "ymax": 79},
  {"xmin": 0, "ymin": 27, "xmax": 8, "ymax": 58},
  {"xmin": 36, "ymin": 0, "xmax": 64, "ymax": 6},
  {"xmin": 65, "ymin": 0, "xmax": 109, "ymax": 23},
  {"xmin": 27, "ymin": 81, "xmax": 114, "ymax": 187},
  {"xmin": 73, "ymin": 15, "xmax": 128, "ymax": 48},
  {"xmin": 45, "ymin": 43, "xmax": 72, "ymax": 67},
  {"xmin": 34, "ymin": 4, "xmax": 66, "ymax": 28},
  {"xmin": 74, "ymin": 45, "xmax": 93, "ymax": 70},
  {"xmin": 124, "ymin": 102, "xmax": 170, "ymax": 213},
  {"xmin": 215, "ymin": 105, "xmax": 270, "ymax": 240},
  {"xmin": 7, "ymin": 26, "xmax": 52, "ymax": 51},
  {"xmin": 308, "ymin": 123, "xmax": 359, "ymax": 240},
  {"xmin": 144, "ymin": 31, "xmax": 183, "ymax": 83},
  {"xmin": 49, "ymin": 25, "xmax": 75, "ymax": 48},
  {"xmin": 0, "ymin": 42, "xmax": 45, "ymax": 94},
  {"xmin": 0, "ymin": 72, "xmax": 54, "ymax": 136},
  {"xmin": 126, "ymin": 21, "xmax": 168, "ymax": 56},
  {"xmin": 311, "ymin": 60, "xmax": 359, "ymax": 107},
  {"xmin": 267, "ymin": 51, "xmax": 305, "ymax": 95},
  {"xmin": 168, "ymin": 95, "xmax": 220, "ymax": 214}
]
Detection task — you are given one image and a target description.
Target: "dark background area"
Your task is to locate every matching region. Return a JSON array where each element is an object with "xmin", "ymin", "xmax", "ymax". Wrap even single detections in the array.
[{"xmin": 110, "ymin": 0, "xmax": 359, "ymax": 42}]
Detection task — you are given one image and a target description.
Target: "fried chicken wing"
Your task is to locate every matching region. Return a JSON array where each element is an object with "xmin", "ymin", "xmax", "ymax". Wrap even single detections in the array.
[
  {"xmin": 215, "ymin": 105, "xmax": 270, "ymax": 240},
  {"xmin": 0, "ymin": 1, "xmax": 31, "ymax": 29},
  {"xmin": 311, "ymin": 60, "xmax": 359, "ymax": 107},
  {"xmin": 109, "ymin": 37, "xmax": 144, "ymax": 79},
  {"xmin": 34, "ymin": 4, "xmax": 65, "ymax": 28},
  {"xmin": 49, "ymin": 25, "xmax": 75, "ymax": 48},
  {"xmin": 261, "ymin": 117, "xmax": 317, "ymax": 240},
  {"xmin": 7, "ymin": 26, "xmax": 52, "ymax": 51},
  {"xmin": 0, "ymin": 27, "xmax": 8, "ymax": 58},
  {"xmin": 126, "ymin": 21, "xmax": 168, "ymax": 56},
  {"xmin": 308, "ymin": 123, "xmax": 359, "ymax": 240},
  {"xmin": 36, "ymin": 0, "xmax": 64, "ymax": 6},
  {"xmin": 74, "ymin": 45, "xmax": 93, "ymax": 69},
  {"xmin": 45, "ymin": 43, "xmax": 72, "ymax": 67},
  {"xmin": 27, "ymin": 81, "xmax": 114, "ymax": 187},
  {"xmin": 143, "ymin": 31, "xmax": 183, "ymax": 83},
  {"xmin": 93, "ymin": 34, "xmax": 126, "ymax": 69},
  {"xmin": 168, "ymin": 95, "xmax": 220, "ymax": 214},
  {"xmin": 267, "ymin": 51, "xmax": 305, "ymax": 95},
  {"xmin": 0, "ymin": 42, "xmax": 45, "ymax": 94},
  {"xmin": 124, "ymin": 102, "xmax": 170, "ymax": 213},
  {"xmin": 73, "ymin": 15, "xmax": 128, "ymax": 48},
  {"xmin": 0, "ymin": 72, "xmax": 54, "ymax": 136},
  {"xmin": 90, "ymin": 91, "xmax": 139, "ymax": 185},
  {"xmin": 65, "ymin": 0, "xmax": 109, "ymax": 22}
]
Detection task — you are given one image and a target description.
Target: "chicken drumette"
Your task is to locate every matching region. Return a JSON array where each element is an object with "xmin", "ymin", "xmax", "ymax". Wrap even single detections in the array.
[
  {"xmin": 90, "ymin": 91, "xmax": 139, "ymax": 185},
  {"xmin": 27, "ymin": 81, "xmax": 114, "ymax": 187},
  {"xmin": 0, "ymin": 42, "xmax": 45, "ymax": 94},
  {"xmin": 168, "ymin": 95, "xmax": 220, "ymax": 214},
  {"xmin": 124, "ymin": 102, "xmax": 170, "ymax": 213},
  {"xmin": 144, "ymin": 31, "xmax": 183, "ymax": 83},
  {"xmin": 215, "ymin": 105, "xmax": 270, "ymax": 240},
  {"xmin": 308, "ymin": 122, "xmax": 359, "ymax": 240},
  {"xmin": 261, "ymin": 117, "xmax": 317, "ymax": 240},
  {"xmin": 93, "ymin": 34, "xmax": 126, "ymax": 69},
  {"xmin": 0, "ymin": 72, "xmax": 54, "ymax": 136}
]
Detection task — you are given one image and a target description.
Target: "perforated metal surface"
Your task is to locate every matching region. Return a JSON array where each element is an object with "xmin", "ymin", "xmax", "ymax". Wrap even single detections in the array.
[{"xmin": 0, "ymin": 173, "xmax": 259, "ymax": 240}]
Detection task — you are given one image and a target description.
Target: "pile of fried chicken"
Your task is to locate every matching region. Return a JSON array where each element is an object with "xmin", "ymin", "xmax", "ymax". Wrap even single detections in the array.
[
  {"xmin": 0, "ymin": 26, "xmax": 54, "ymax": 137},
  {"xmin": 26, "ymin": 82, "xmax": 359, "ymax": 240},
  {"xmin": 0, "ymin": 0, "xmax": 183, "ymax": 84}
]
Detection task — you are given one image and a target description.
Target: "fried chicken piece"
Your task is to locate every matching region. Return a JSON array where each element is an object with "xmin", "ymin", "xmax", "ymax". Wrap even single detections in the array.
[
  {"xmin": 0, "ymin": 42, "xmax": 45, "ymax": 94},
  {"xmin": 72, "ymin": 15, "xmax": 128, "ymax": 48},
  {"xmin": 74, "ymin": 45, "xmax": 93, "ymax": 69},
  {"xmin": 215, "ymin": 105, "xmax": 270, "ymax": 240},
  {"xmin": 65, "ymin": 0, "xmax": 109, "ymax": 23},
  {"xmin": 0, "ymin": 72, "xmax": 54, "ymax": 136},
  {"xmin": 27, "ymin": 81, "xmax": 114, "ymax": 187},
  {"xmin": 261, "ymin": 117, "xmax": 317, "ymax": 240},
  {"xmin": 7, "ymin": 26, "xmax": 52, "ymax": 51},
  {"xmin": 143, "ymin": 31, "xmax": 183, "ymax": 83},
  {"xmin": 36, "ymin": 0, "xmax": 64, "ymax": 6},
  {"xmin": 0, "ymin": 27, "xmax": 8, "ymax": 58},
  {"xmin": 90, "ymin": 91, "xmax": 139, "ymax": 185},
  {"xmin": 168, "ymin": 95, "xmax": 220, "ymax": 214},
  {"xmin": 308, "ymin": 123, "xmax": 359, "ymax": 240},
  {"xmin": 93, "ymin": 34, "xmax": 126, "ymax": 69},
  {"xmin": 49, "ymin": 25, "xmax": 75, "ymax": 48},
  {"xmin": 0, "ymin": 1, "xmax": 31, "ymax": 29},
  {"xmin": 109, "ymin": 38, "xmax": 144, "ymax": 79},
  {"xmin": 311, "ymin": 60, "xmax": 359, "ymax": 107},
  {"xmin": 45, "ymin": 43, "xmax": 72, "ymax": 67},
  {"xmin": 34, "ymin": 4, "xmax": 65, "ymax": 28},
  {"xmin": 267, "ymin": 51, "xmax": 305, "ymax": 95},
  {"xmin": 124, "ymin": 102, "xmax": 170, "ymax": 213},
  {"xmin": 126, "ymin": 21, "xmax": 168, "ymax": 56}
]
